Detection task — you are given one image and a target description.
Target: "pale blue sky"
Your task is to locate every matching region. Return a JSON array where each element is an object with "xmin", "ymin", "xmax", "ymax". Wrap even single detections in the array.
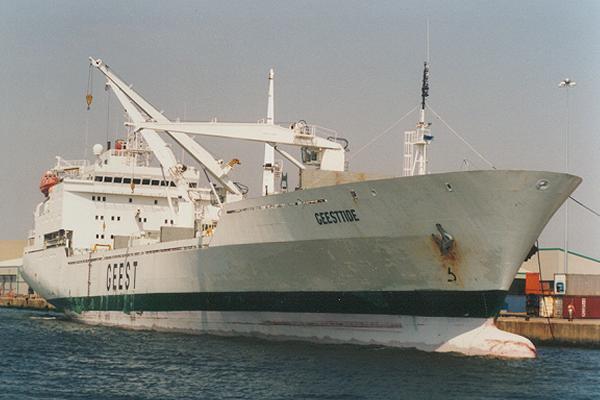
[{"xmin": 1, "ymin": 1, "xmax": 598, "ymax": 258}]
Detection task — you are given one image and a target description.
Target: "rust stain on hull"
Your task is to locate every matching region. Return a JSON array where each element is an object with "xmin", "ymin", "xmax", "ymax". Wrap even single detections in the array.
[{"xmin": 429, "ymin": 236, "xmax": 464, "ymax": 288}]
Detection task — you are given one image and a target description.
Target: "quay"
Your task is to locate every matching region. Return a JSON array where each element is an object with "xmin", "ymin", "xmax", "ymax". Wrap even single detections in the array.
[
  {"xmin": 0, "ymin": 295, "xmax": 54, "ymax": 311},
  {"xmin": 0, "ymin": 240, "xmax": 53, "ymax": 310},
  {"xmin": 497, "ymin": 316, "xmax": 600, "ymax": 347}
]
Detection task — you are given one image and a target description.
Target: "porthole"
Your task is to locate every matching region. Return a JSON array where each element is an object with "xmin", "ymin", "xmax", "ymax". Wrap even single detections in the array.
[{"xmin": 536, "ymin": 179, "xmax": 550, "ymax": 191}]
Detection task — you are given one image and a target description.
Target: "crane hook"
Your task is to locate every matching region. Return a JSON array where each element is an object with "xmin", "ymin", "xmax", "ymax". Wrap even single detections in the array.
[{"xmin": 86, "ymin": 63, "xmax": 94, "ymax": 110}]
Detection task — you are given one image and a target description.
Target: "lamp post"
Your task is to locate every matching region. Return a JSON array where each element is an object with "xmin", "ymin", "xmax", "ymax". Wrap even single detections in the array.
[{"xmin": 558, "ymin": 78, "xmax": 576, "ymax": 274}]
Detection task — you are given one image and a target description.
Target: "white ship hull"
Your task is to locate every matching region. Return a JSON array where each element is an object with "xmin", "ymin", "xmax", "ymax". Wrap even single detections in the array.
[
  {"xmin": 71, "ymin": 311, "xmax": 534, "ymax": 358},
  {"xmin": 22, "ymin": 170, "xmax": 581, "ymax": 358}
]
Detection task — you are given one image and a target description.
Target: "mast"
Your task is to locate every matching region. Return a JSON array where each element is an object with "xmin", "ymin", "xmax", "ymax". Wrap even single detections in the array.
[
  {"xmin": 403, "ymin": 61, "xmax": 433, "ymax": 177},
  {"xmin": 420, "ymin": 61, "xmax": 429, "ymax": 125},
  {"xmin": 262, "ymin": 68, "xmax": 275, "ymax": 195}
]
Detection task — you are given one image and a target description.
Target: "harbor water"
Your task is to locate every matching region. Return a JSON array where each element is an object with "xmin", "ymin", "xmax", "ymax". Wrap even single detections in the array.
[{"xmin": 1, "ymin": 308, "xmax": 599, "ymax": 400}]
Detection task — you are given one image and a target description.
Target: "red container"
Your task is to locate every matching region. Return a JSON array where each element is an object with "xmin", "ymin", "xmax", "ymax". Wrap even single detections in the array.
[
  {"xmin": 562, "ymin": 296, "xmax": 600, "ymax": 319},
  {"xmin": 525, "ymin": 273, "xmax": 553, "ymax": 295}
]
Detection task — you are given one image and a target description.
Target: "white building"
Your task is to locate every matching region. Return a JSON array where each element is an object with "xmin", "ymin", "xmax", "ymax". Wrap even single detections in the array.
[
  {"xmin": 519, "ymin": 248, "xmax": 600, "ymax": 281},
  {"xmin": 0, "ymin": 240, "xmax": 28, "ymax": 296}
]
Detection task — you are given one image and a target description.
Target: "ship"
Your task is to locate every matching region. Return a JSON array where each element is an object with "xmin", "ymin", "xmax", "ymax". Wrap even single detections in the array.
[{"xmin": 21, "ymin": 58, "xmax": 581, "ymax": 358}]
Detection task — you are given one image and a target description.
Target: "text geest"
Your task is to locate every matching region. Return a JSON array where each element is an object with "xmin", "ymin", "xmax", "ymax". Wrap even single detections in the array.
[{"xmin": 106, "ymin": 261, "xmax": 137, "ymax": 291}]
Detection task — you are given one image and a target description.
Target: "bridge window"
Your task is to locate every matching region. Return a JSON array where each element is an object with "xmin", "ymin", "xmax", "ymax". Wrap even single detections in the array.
[
  {"xmin": 94, "ymin": 176, "xmax": 103, "ymax": 182},
  {"xmin": 114, "ymin": 177, "xmax": 123, "ymax": 183},
  {"xmin": 123, "ymin": 178, "xmax": 131, "ymax": 184},
  {"xmin": 133, "ymin": 178, "xmax": 141, "ymax": 185},
  {"xmin": 142, "ymin": 179, "xmax": 150, "ymax": 185},
  {"xmin": 104, "ymin": 177, "xmax": 113, "ymax": 183},
  {"xmin": 151, "ymin": 180, "xmax": 160, "ymax": 186}
]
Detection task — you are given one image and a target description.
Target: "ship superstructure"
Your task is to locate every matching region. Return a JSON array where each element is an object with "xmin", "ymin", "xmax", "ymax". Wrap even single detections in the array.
[{"xmin": 21, "ymin": 58, "xmax": 582, "ymax": 358}]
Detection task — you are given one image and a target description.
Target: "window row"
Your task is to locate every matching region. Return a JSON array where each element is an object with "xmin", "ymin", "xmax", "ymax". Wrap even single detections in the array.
[
  {"xmin": 92, "ymin": 196, "xmax": 160, "ymax": 205},
  {"xmin": 94, "ymin": 175, "xmax": 198, "ymax": 188},
  {"xmin": 95, "ymin": 215, "xmax": 121, "ymax": 221}
]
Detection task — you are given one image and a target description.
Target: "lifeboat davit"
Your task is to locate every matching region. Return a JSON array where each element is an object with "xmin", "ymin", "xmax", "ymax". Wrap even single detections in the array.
[{"xmin": 39, "ymin": 171, "xmax": 59, "ymax": 197}]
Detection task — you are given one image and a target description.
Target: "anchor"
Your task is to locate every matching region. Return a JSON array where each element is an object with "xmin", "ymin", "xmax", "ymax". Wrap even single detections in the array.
[{"xmin": 432, "ymin": 223, "xmax": 454, "ymax": 256}]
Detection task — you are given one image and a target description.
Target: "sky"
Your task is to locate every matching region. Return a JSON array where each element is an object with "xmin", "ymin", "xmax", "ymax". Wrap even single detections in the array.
[{"xmin": 0, "ymin": 0, "xmax": 598, "ymax": 259}]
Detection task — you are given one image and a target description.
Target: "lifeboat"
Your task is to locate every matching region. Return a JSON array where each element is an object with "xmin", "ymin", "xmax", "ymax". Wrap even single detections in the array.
[{"xmin": 39, "ymin": 171, "xmax": 59, "ymax": 197}]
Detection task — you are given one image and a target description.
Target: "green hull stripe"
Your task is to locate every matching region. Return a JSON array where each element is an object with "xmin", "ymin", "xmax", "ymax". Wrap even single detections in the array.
[{"xmin": 51, "ymin": 290, "xmax": 507, "ymax": 318}]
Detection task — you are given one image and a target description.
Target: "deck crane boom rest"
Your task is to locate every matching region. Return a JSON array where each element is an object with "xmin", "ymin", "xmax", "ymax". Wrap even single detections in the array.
[
  {"xmin": 89, "ymin": 58, "xmax": 242, "ymax": 197},
  {"xmin": 131, "ymin": 122, "xmax": 346, "ymax": 172}
]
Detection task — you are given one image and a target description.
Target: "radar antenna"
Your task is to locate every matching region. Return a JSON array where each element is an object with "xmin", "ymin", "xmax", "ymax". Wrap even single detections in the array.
[
  {"xmin": 403, "ymin": 60, "xmax": 433, "ymax": 177},
  {"xmin": 420, "ymin": 61, "xmax": 429, "ymax": 119}
]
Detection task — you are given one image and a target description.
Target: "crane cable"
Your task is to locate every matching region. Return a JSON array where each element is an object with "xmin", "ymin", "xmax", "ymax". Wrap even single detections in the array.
[
  {"xmin": 106, "ymin": 88, "xmax": 111, "ymax": 146},
  {"xmin": 84, "ymin": 64, "xmax": 94, "ymax": 158}
]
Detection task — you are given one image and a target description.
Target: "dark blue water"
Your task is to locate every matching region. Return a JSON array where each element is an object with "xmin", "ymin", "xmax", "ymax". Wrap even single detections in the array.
[{"xmin": 1, "ymin": 308, "xmax": 599, "ymax": 400}]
